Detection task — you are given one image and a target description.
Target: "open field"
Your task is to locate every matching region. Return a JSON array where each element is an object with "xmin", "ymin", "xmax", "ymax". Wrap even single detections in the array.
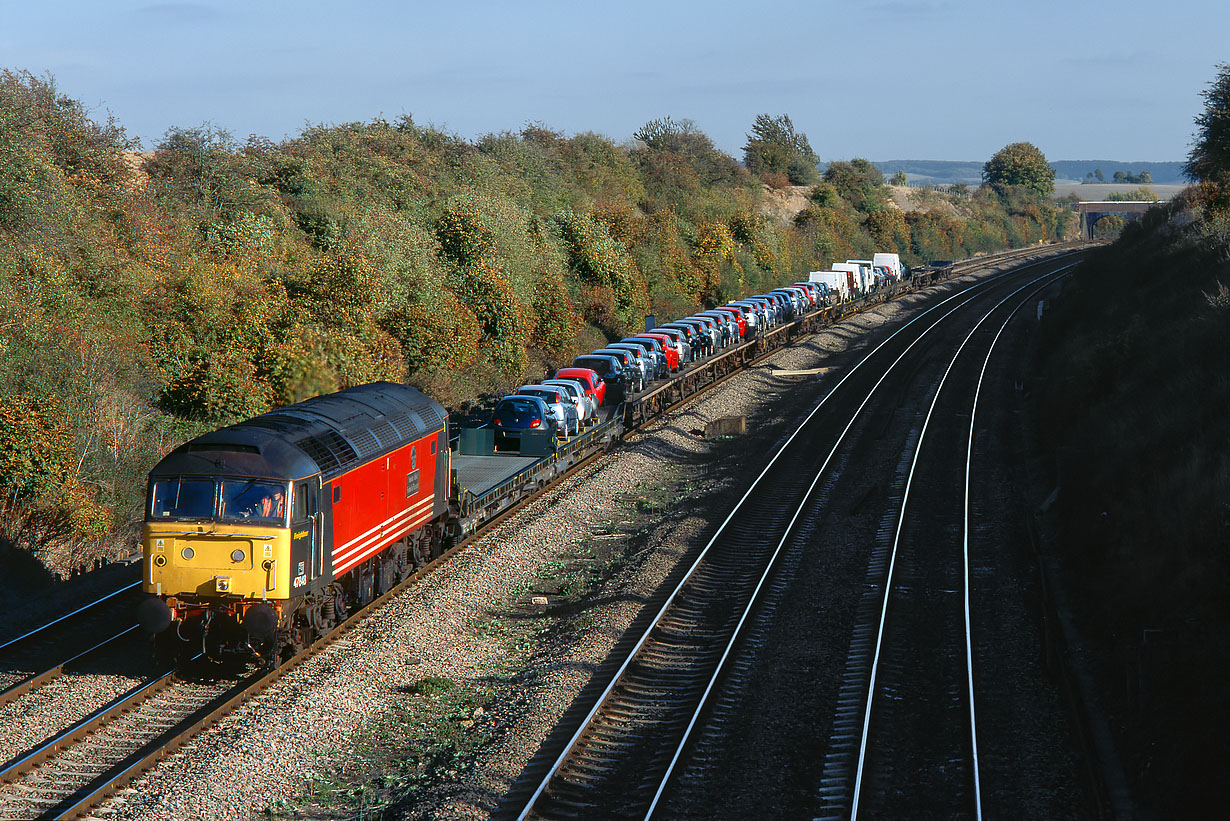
[{"xmin": 1053, "ymin": 182, "xmax": 1186, "ymax": 201}]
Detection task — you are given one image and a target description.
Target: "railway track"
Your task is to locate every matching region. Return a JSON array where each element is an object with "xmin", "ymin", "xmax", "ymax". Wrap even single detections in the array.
[
  {"xmin": 0, "ymin": 582, "xmax": 145, "ymax": 714},
  {"xmin": 840, "ymin": 266, "xmax": 1076, "ymax": 819},
  {"xmin": 626, "ymin": 254, "xmax": 1086, "ymax": 819},
  {"xmin": 1, "ymin": 243, "xmax": 1086, "ymax": 820},
  {"xmin": 509, "ymin": 253, "xmax": 1086, "ymax": 819},
  {"xmin": 0, "ymin": 582, "xmax": 141, "ymax": 680}
]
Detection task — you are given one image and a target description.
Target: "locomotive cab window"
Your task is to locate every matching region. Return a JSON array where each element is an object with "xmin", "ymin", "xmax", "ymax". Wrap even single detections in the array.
[
  {"xmin": 220, "ymin": 479, "xmax": 286, "ymax": 524},
  {"xmin": 292, "ymin": 482, "xmax": 316, "ymax": 523},
  {"xmin": 150, "ymin": 478, "xmax": 214, "ymax": 520}
]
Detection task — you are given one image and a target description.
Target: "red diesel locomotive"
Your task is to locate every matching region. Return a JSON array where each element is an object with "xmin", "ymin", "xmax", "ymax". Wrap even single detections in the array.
[{"xmin": 138, "ymin": 382, "xmax": 450, "ymax": 664}]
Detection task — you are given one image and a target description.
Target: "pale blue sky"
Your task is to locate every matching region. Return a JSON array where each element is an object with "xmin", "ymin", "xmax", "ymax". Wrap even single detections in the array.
[{"xmin": 1, "ymin": 0, "xmax": 1221, "ymax": 162}]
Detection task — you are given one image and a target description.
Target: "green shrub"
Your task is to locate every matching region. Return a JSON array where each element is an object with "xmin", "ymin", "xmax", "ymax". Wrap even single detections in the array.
[
  {"xmin": 0, "ymin": 394, "xmax": 75, "ymax": 498},
  {"xmin": 408, "ymin": 676, "xmax": 456, "ymax": 696}
]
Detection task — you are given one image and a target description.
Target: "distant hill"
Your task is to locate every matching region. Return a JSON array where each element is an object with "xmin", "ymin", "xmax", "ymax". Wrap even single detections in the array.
[
  {"xmin": 869, "ymin": 160, "xmax": 985, "ymax": 186},
  {"xmin": 859, "ymin": 159, "xmax": 1187, "ymax": 186},
  {"xmin": 1048, "ymin": 160, "xmax": 1186, "ymax": 184}
]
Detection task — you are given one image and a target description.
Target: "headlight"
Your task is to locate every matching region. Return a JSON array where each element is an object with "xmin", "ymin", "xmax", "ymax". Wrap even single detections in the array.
[
  {"xmin": 231, "ymin": 549, "xmax": 245, "ymax": 562},
  {"xmin": 182, "ymin": 547, "xmax": 195, "ymax": 560}
]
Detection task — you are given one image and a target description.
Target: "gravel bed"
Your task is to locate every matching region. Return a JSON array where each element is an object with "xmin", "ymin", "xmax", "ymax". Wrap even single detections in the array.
[
  {"xmin": 0, "ymin": 670, "xmax": 147, "ymax": 767},
  {"xmin": 82, "ymin": 271, "xmax": 1020, "ymax": 821}
]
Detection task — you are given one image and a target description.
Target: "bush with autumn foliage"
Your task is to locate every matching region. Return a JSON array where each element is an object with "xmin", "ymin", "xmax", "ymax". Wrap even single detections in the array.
[{"xmin": 0, "ymin": 69, "xmax": 1072, "ymax": 567}]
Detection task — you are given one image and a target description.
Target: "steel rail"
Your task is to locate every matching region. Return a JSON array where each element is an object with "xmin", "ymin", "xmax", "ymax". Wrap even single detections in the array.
[
  {"xmin": 517, "ymin": 250, "xmax": 1086, "ymax": 819},
  {"xmin": 850, "ymin": 262, "xmax": 1080, "ymax": 819},
  {"xmin": 0, "ymin": 625, "xmax": 139, "ymax": 711},
  {"xmin": 0, "ymin": 582, "xmax": 141, "ymax": 655},
  {"xmin": 639, "ymin": 275, "xmax": 1013, "ymax": 819},
  {"xmin": 0, "ymin": 663, "xmax": 178, "ymax": 786},
  {"xmin": 959, "ymin": 267, "xmax": 1079, "ymax": 820}
]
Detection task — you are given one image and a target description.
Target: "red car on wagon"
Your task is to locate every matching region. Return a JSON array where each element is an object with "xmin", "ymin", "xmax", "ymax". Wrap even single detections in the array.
[
  {"xmin": 713, "ymin": 306, "xmax": 747, "ymax": 339},
  {"xmin": 552, "ymin": 367, "xmax": 606, "ymax": 408},
  {"xmin": 632, "ymin": 333, "xmax": 680, "ymax": 372}
]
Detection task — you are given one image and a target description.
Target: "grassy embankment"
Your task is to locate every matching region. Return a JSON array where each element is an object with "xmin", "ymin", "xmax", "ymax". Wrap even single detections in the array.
[{"xmin": 1033, "ymin": 197, "xmax": 1229, "ymax": 815}]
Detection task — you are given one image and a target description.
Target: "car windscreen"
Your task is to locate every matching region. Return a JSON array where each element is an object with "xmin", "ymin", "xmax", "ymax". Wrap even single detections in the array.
[{"xmin": 573, "ymin": 358, "xmax": 613, "ymax": 376}]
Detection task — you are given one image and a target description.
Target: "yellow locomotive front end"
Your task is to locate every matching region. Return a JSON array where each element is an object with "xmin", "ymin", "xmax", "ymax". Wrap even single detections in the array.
[
  {"xmin": 140, "ymin": 472, "xmax": 296, "ymax": 664},
  {"xmin": 145, "ymin": 475, "xmax": 292, "ymax": 601}
]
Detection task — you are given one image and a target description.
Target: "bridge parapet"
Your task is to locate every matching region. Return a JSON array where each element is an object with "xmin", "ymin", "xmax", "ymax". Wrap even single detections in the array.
[{"xmin": 1077, "ymin": 201, "xmax": 1154, "ymax": 239}]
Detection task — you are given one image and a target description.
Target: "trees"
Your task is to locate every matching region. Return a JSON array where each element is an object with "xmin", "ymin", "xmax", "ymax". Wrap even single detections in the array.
[
  {"xmin": 633, "ymin": 116, "xmax": 746, "ymax": 189},
  {"xmin": 823, "ymin": 158, "xmax": 888, "ymax": 213},
  {"xmin": 1107, "ymin": 187, "xmax": 1159, "ymax": 202},
  {"xmin": 982, "ymin": 142, "xmax": 1055, "ymax": 197},
  {"xmin": 743, "ymin": 114, "xmax": 818, "ymax": 185},
  {"xmin": 1185, "ymin": 62, "xmax": 1230, "ymax": 184}
]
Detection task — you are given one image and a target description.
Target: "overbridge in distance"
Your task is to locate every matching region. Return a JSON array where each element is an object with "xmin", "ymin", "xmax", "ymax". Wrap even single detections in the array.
[{"xmin": 1077, "ymin": 200, "xmax": 1155, "ymax": 239}]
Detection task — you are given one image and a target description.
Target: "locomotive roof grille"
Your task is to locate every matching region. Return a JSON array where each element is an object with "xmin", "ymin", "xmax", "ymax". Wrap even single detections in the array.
[
  {"xmin": 348, "ymin": 428, "xmax": 381, "ymax": 460},
  {"xmin": 370, "ymin": 420, "xmax": 398, "ymax": 449},
  {"xmin": 152, "ymin": 383, "xmax": 446, "ymax": 482},
  {"xmin": 389, "ymin": 414, "xmax": 417, "ymax": 439},
  {"xmin": 294, "ymin": 429, "xmax": 358, "ymax": 475}
]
